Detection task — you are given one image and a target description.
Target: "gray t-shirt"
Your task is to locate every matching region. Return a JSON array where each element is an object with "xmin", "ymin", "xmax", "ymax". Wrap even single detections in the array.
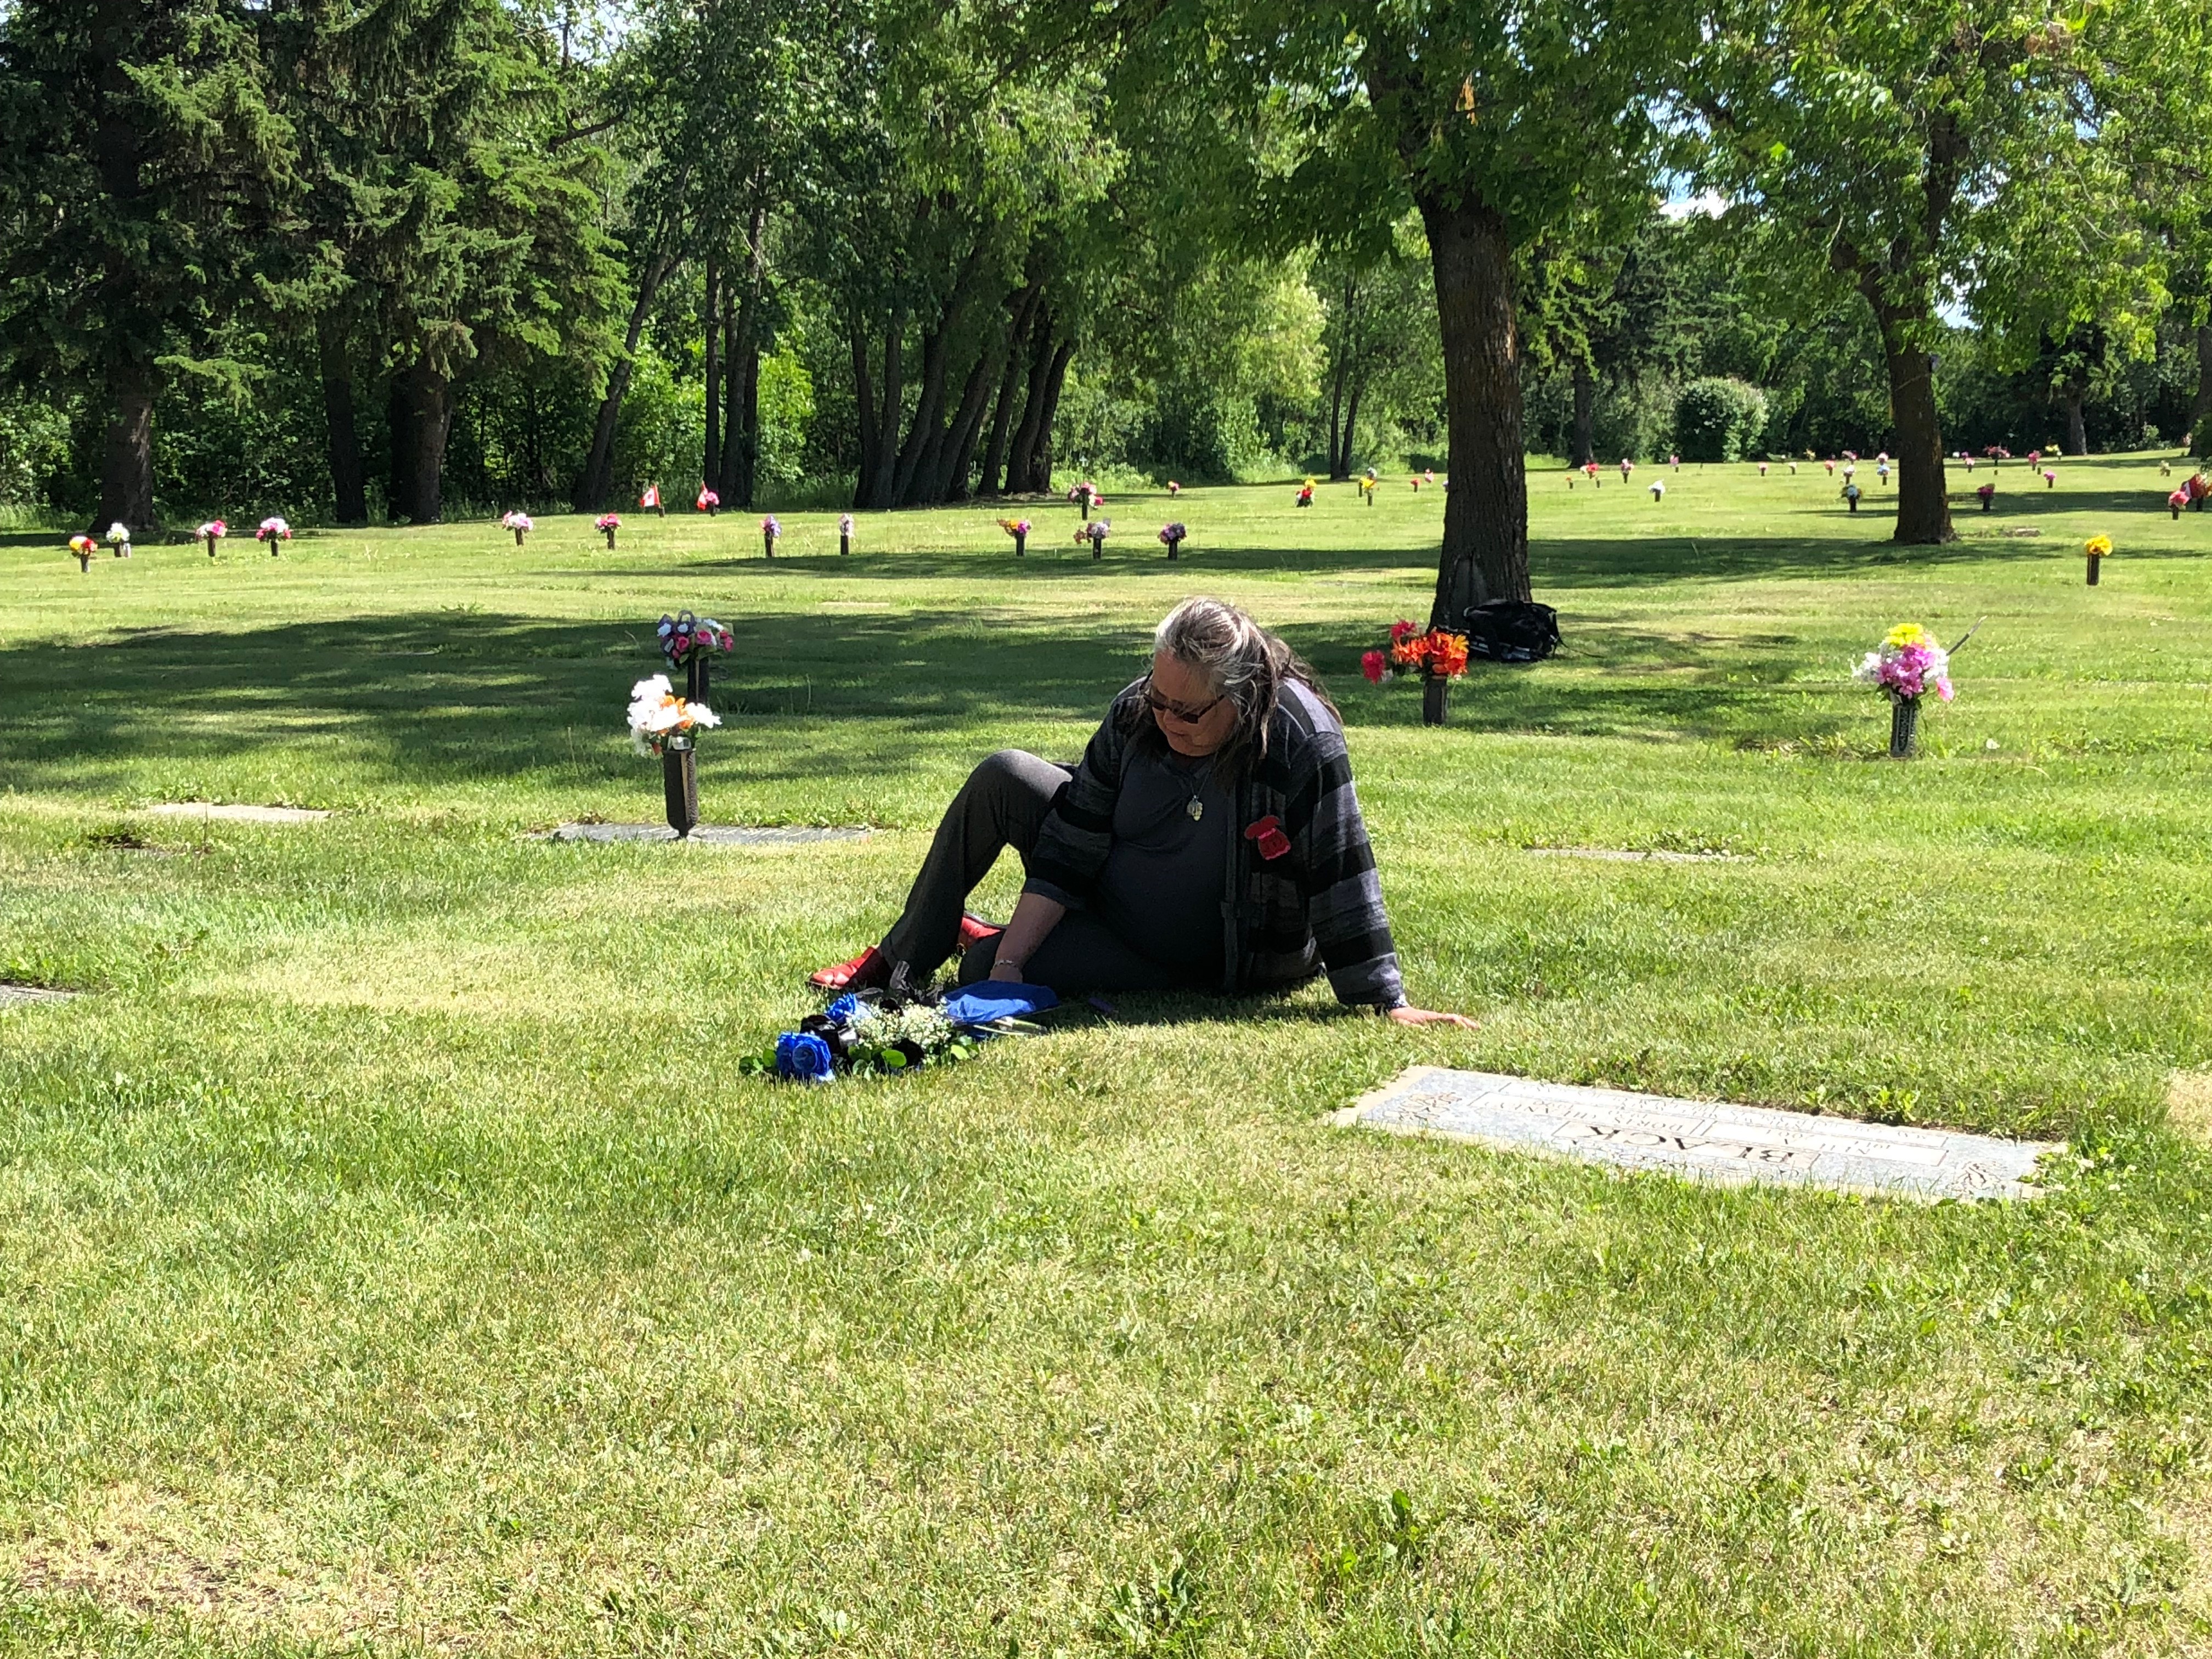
[{"xmin": 1090, "ymin": 743, "xmax": 1233, "ymax": 975}]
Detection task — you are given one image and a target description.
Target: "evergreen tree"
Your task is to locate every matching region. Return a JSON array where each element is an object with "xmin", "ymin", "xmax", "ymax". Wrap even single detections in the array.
[{"xmin": 0, "ymin": 0, "xmax": 296, "ymax": 530}]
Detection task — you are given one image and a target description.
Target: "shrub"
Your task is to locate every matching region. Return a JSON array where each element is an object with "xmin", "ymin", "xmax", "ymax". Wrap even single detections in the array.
[
  {"xmin": 1590, "ymin": 378, "xmax": 1676, "ymax": 464},
  {"xmin": 1674, "ymin": 377, "xmax": 1770, "ymax": 462}
]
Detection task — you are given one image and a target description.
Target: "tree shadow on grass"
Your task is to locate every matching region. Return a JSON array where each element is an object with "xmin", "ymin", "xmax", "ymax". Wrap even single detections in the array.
[{"xmin": 0, "ymin": 601, "xmax": 1886, "ymax": 806}]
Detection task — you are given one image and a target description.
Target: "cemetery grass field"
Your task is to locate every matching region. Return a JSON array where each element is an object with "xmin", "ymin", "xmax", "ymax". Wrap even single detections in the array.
[{"xmin": 7, "ymin": 455, "xmax": 2212, "ymax": 1656}]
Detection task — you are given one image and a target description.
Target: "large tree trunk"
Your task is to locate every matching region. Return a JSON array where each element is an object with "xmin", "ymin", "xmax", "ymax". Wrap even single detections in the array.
[
  {"xmin": 1570, "ymin": 363, "xmax": 1596, "ymax": 468},
  {"xmin": 702, "ymin": 257, "xmax": 721, "ymax": 493},
  {"xmin": 2193, "ymin": 322, "xmax": 2212, "ymax": 455},
  {"xmin": 1005, "ymin": 309, "xmax": 1057, "ymax": 493},
  {"xmin": 718, "ymin": 302, "xmax": 742, "ymax": 504},
  {"xmin": 851, "ymin": 316, "xmax": 878, "ymax": 508},
  {"xmin": 721, "ymin": 202, "xmax": 767, "ymax": 506},
  {"xmin": 979, "ymin": 285, "xmax": 1039, "ymax": 495},
  {"xmin": 857, "ymin": 306, "xmax": 905, "ymax": 509},
  {"xmin": 934, "ymin": 341, "xmax": 1000, "ymax": 501},
  {"xmin": 394, "ymin": 355, "xmax": 452, "ymax": 524},
  {"xmin": 387, "ymin": 374, "xmax": 416, "ymax": 525},
  {"xmin": 1022, "ymin": 338, "xmax": 1073, "ymax": 493},
  {"xmin": 575, "ymin": 247, "xmax": 674, "ymax": 511},
  {"xmin": 894, "ymin": 254, "xmax": 981, "ymax": 505},
  {"xmin": 1417, "ymin": 191, "xmax": 1530, "ymax": 619},
  {"xmin": 1342, "ymin": 379, "xmax": 1364, "ymax": 479},
  {"xmin": 1327, "ymin": 351, "xmax": 1348, "ymax": 479},
  {"xmin": 1875, "ymin": 315, "xmax": 1951, "ymax": 544},
  {"xmin": 891, "ymin": 315, "xmax": 950, "ymax": 505},
  {"xmin": 318, "ymin": 316, "xmax": 366, "ymax": 524},
  {"xmin": 95, "ymin": 362, "xmax": 157, "ymax": 533},
  {"xmin": 2062, "ymin": 388, "xmax": 2088, "ymax": 457}
]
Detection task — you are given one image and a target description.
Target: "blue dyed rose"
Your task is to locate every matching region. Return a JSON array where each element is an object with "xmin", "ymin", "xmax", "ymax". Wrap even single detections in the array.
[
  {"xmin": 824, "ymin": 993, "xmax": 860, "ymax": 1025},
  {"xmin": 775, "ymin": 1031, "xmax": 836, "ymax": 1082}
]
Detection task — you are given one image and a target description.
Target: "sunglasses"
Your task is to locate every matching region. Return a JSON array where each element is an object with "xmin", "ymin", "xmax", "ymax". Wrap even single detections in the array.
[{"xmin": 1142, "ymin": 675, "xmax": 1226, "ymax": 725}]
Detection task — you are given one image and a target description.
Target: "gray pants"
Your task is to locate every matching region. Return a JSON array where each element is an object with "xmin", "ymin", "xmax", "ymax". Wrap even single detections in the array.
[{"xmin": 881, "ymin": 749, "xmax": 1203, "ymax": 994}]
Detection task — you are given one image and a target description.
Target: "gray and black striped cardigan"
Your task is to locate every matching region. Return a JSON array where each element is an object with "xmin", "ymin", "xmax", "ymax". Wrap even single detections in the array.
[{"xmin": 1024, "ymin": 678, "xmax": 1406, "ymax": 1008}]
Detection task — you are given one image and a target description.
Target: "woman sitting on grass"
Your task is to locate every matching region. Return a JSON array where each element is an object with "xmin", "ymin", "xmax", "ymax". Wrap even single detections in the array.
[{"xmin": 811, "ymin": 596, "xmax": 1475, "ymax": 1028}]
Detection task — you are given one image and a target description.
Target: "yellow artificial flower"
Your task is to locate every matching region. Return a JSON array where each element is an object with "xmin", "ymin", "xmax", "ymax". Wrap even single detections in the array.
[
  {"xmin": 1882, "ymin": 623, "xmax": 1929, "ymax": 650},
  {"xmin": 2084, "ymin": 534, "xmax": 2112, "ymax": 557}
]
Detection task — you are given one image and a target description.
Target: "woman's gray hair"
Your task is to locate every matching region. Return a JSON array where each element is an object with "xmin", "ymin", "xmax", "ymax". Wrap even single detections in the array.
[{"xmin": 1148, "ymin": 596, "xmax": 1335, "ymax": 767}]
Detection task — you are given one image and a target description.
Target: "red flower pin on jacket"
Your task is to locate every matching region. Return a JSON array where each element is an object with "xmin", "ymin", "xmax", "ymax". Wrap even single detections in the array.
[{"xmin": 1244, "ymin": 815, "xmax": 1291, "ymax": 861}]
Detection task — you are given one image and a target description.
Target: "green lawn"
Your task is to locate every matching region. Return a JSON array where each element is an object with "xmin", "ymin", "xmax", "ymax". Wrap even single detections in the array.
[{"xmin": 4, "ymin": 456, "xmax": 2212, "ymax": 1655}]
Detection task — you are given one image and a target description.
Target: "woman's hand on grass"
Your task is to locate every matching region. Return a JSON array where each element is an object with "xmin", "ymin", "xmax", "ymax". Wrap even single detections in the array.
[{"xmin": 1387, "ymin": 1004, "xmax": 1478, "ymax": 1030}]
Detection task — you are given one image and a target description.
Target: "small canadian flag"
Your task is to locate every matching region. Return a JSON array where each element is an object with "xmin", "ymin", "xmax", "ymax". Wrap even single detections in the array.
[{"xmin": 640, "ymin": 484, "xmax": 661, "ymax": 509}]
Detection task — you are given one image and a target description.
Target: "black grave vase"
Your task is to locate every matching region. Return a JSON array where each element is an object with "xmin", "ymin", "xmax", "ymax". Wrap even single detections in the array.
[
  {"xmin": 685, "ymin": 654, "xmax": 710, "ymax": 707},
  {"xmin": 663, "ymin": 740, "xmax": 699, "ymax": 836},
  {"xmin": 1422, "ymin": 676, "xmax": 1449, "ymax": 727},
  {"xmin": 1888, "ymin": 695, "xmax": 1920, "ymax": 759}
]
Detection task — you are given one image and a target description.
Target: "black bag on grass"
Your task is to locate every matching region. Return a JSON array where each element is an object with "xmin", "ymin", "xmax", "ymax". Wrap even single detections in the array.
[{"xmin": 1459, "ymin": 600, "xmax": 1560, "ymax": 664}]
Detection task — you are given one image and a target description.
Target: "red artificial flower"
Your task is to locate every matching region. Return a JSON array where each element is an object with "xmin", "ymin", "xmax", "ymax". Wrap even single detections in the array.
[
  {"xmin": 1361, "ymin": 650, "xmax": 1387, "ymax": 684},
  {"xmin": 1389, "ymin": 619, "xmax": 1417, "ymax": 644},
  {"xmin": 1244, "ymin": 815, "xmax": 1292, "ymax": 861}
]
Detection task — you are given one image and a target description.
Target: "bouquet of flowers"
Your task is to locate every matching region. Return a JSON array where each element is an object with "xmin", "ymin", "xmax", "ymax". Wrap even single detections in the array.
[
  {"xmin": 69, "ymin": 534, "xmax": 95, "ymax": 570},
  {"xmin": 998, "ymin": 517, "xmax": 1032, "ymax": 538},
  {"xmin": 595, "ymin": 512, "xmax": 620, "ymax": 548},
  {"xmin": 196, "ymin": 519, "xmax": 227, "ymax": 553},
  {"xmin": 256, "ymin": 516, "xmax": 291, "ymax": 547},
  {"xmin": 1362, "ymin": 619, "xmax": 1470, "ymax": 685},
  {"xmin": 627, "ymin": 674, "xmax": 721, "ymax": 754},
  {"xmin": 1167, "ymin": 481, "xmax": 1181, "ymax": 496},
  {"xmin": 657, "ymin": 610, "xmax": 733, "ymax": 665},
  {"xmin": 752, "ymin": 990, "xmax": 980, "ymax": 1082},
  {"xmin": 1158, "ymin": 521, "xmax": 1187, "ymax": 551},
  {"xmin": 697, "ymin": 487, "xmax": 720, "ymax": 514},
  {"xmin": 1076, "ymin": 518, "xmax": 1111, "ymax": 547},
  {"xmin": 1853, "ymin": 624, "xmax": 1954, "ymax": 703},
  {"xmin": 501, "ymin": 511, "xmax": 532, "ymax": 544},
  {"xmin": 106, "ymin": 521, "xmax": 132, "ymax": 557},
  {"xmin": 1066, "ymin": 481, "xmax": 1101, "ymax": 510}
]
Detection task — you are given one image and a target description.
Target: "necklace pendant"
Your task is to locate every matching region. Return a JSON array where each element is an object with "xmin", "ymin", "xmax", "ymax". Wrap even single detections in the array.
[{"xmin": 1186, "ymin": 798, "xmax": 1204, "ymax": 822}]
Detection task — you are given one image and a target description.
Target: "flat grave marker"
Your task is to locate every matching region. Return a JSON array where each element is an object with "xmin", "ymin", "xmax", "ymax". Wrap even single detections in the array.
[
  {"xmin": 143, "ymin": 803, "xmax": 331, "ymax": 823},
  {"xmin": 546, "ymin": 823, "xmax": 871, "ymax": 846},
  {"xmin": 0, "ymin": 983, "xmax": 77, "ymax": 1009},
  {"xmin": 1337, "ymin": 1066, "xmax": 2056, "ymax": 1201},
  {"xmin": 1526, "ymin": 847, "xmax": 1747, "ymax": 864}
]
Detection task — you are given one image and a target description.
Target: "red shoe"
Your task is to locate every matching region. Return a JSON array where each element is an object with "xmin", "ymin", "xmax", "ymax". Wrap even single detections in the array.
[
  {"xmin": 956, "ymin": 913, "xmax": 1002, "ymax": 953},
  {"xmin": 809, "ymin": 944, "xmax": 891, "ymax": 991}
]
